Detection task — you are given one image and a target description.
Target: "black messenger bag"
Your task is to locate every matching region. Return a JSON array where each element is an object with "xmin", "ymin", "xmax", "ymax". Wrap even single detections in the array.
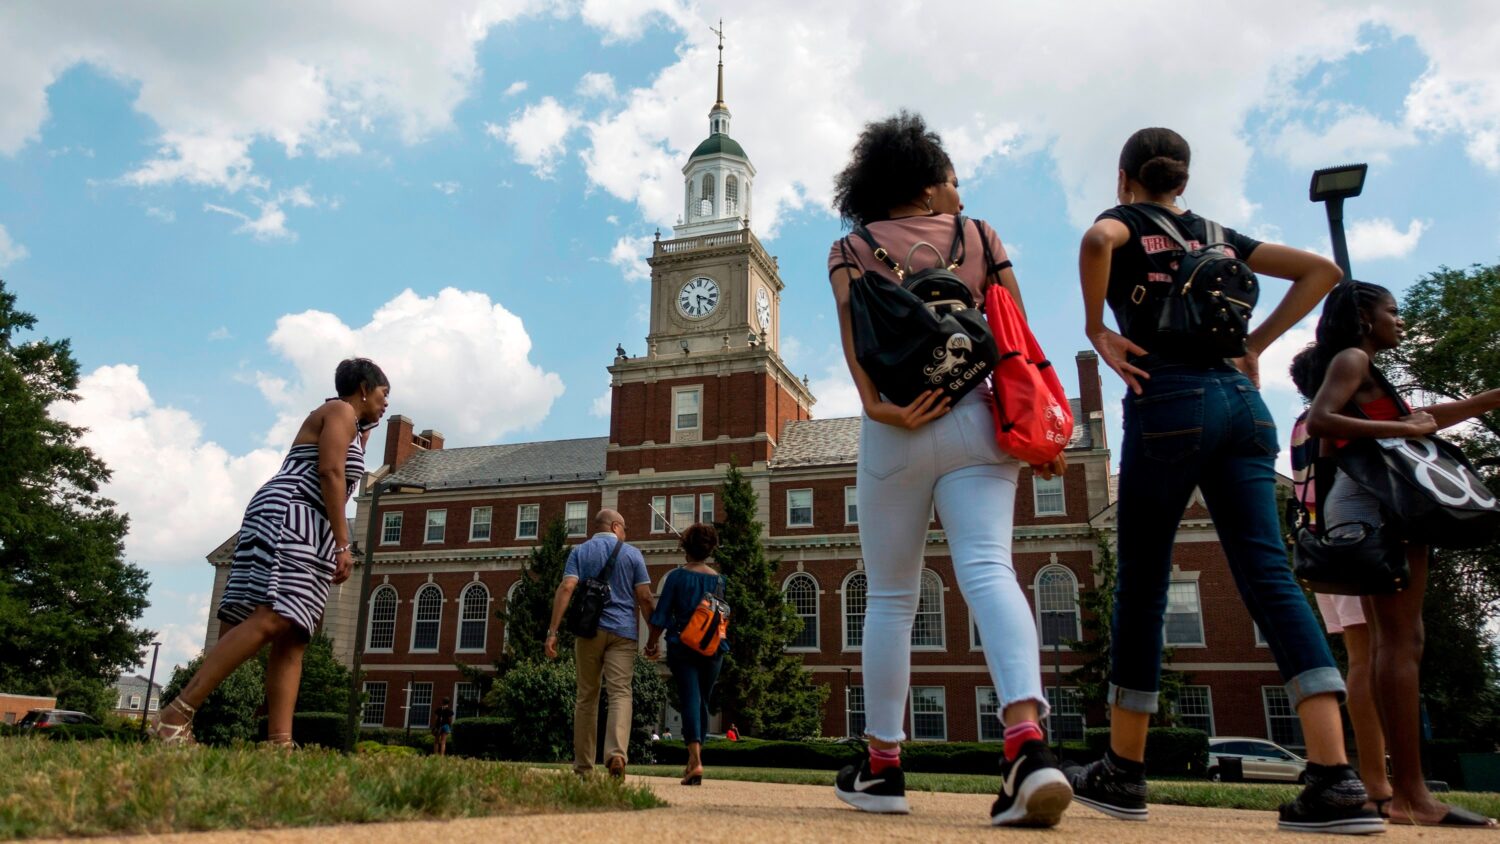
[{"xmin": 565, "ymin": 538, "xmax": 623, "ymax": 639}]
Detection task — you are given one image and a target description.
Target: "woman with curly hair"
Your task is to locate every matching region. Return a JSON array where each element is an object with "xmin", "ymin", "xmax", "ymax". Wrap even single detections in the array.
[{"xmin": 825, "ymin": 111, "xmax": 1072, "ymax": 828}]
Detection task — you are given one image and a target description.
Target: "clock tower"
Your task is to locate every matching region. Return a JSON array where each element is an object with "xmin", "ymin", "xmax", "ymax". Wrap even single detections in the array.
[{"xmin": 605, "ymin": 26, "xmax": 814, "ymax": 484}]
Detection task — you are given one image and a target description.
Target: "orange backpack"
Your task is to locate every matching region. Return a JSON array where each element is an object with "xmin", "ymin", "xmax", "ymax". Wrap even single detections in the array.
[
  {"xmin": 983, "ymin": 282, "xmax": 1074, "ymax": 465},
  {"xmin": 679, "ymin": 578, "xmax": 729, "ymax": 657}
]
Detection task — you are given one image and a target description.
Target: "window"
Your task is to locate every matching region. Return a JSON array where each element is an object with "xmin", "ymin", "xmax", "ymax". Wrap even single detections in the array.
[
  {"xmin": 458, "ymin": 583, "xmax": 489, "ymax": 651},
  {"xmin": 842, "ymin": 571, "xmax": 867, "ymax": 649},
  {"xmin": 912, "ymin": 569, "xmax": 945, "ymax": 648},
  {"xmin": 844, "ymin": 486, "xmax": 858, "ymax": 525},
  {"xmin": 362, "ymin": 682, "xmax": 387, "ymax": 727},
  {"xmin": 381, "ymin": 512, "xmax": 403, "ymax": 545},
  {"xmin": 407, "ymin": 681, "xmax": 433, "ymax": 729},
  {"xmin": 971, "ymin": 614, "xmax": 983, "ymax": 649},
  {"xmin": 1036, "ymin": 565, "xmax": 1080, "ymax": 647},
  {"xmin": 700, "ymin": 173, "xmax": 715, "ymax": 202},
  {"xmin": 503, "ymin": 580, "xmax": 521, "ymax": 647},
  {"xmin": 1164, "ymin": 581, "xmax": 1205, "ymax": 646},
  {"xmin": 698, "ymin": 493, "xmax": 714, "ymax": 525},
  {"xmin": 565, "ymin": 501, "xmax": 588, "ymax": 537},
  {"xmin": 671, "ymin": 494, "xmax": 695, "ymax": 533},
  {"xmin": 787, "ymin": 488, "xmax": 813, "ymax": 527},
  {"xmin": 674, "ymin": 388, "xmax": 701, "ymax": 431},
  {"xmin": 367, "ymin": 586, "xmax": 397, "ymax": 650},
  {"xmin": 1045, "ymin": 686, "xmax": 1085, "ymax": 741},
  {"xmin": 1033, "ymin": 474, "xmax": 1066, "ymax": 516},
  {"xmin": 454, "ymin": 682, "xmax": 481, "ymax": 719},
  {"xmin": 910, "ymin": 686, "xmax": 947, "ymax": 741},
  {"xmin": 424, "ymin": 509, "xmax": 447, "ymax": 544},
  {"xmin": 976, "ymin": 687, "xmax": 1004, "ymax": 742},
  {"xmin": 847, "ymin": 685, "xmax": 866, "ymax": 738},
  {"xmin": 1254, "ymin": 622, "xmax": 1268, "ymax": 647},
  {"xmin": 516, "ymin": 504, "xmax": 539, "ymax": 540},
  {"xmin": 1263, "ymin": 687, "xmax": 1305, "ymax": 747},
  {"xmin": 784, "ymin": 573, "xmax": 819, "ymax": 650},
  {"xmin": 651, "ymin": 496, "xmax": 668, "ymax": 533},
  {"xmin": 469, "ymin": 506, "xmax": 492, "ymax": 541},
  {"xmin": 411, "ymin": 584, "xmax": 443, "ymax": 652},
  {"xmin": 1177, "ymin": 685, "xmax": 1215, "ymax": 735},
  {"xmin": 117, "ymin": 694, "xmax": 127, "ymax": 709},
  {"xmin": 725, "ymin": 174, "xmax": 738, "ymax": 215},
  {"xmin": 129, "ymin": 694, "xmax": 142, "ymax": 710}
]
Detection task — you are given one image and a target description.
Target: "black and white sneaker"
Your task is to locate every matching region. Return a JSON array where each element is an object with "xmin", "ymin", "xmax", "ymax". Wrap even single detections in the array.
[
  {"xmin": 1064, "ymin": 753, "xmax": 1149, "ymax": 821},
  {"xmin": 1277, "ymin": 764, "xmax": 1384, "ymax": 835},
  {"xmin": 991, "ymin": 740, "xmax": 1074, "ymax": 827},
  {"xmin": 834, "ymin": 757, "xmax": 909, "ymax": 814}
]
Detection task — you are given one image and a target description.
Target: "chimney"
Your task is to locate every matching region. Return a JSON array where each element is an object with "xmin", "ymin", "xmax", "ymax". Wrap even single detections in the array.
[
  {"xmin": 384, "ymin": 415, "xmax": 417, "ymax": 472},
  {"xmin": 420, "ymin": 429, "xmax": 445, "ymax": 452},
  {"xmin": 1076, "ymin": 350, "xmax": 1107, "ymax": 450}
]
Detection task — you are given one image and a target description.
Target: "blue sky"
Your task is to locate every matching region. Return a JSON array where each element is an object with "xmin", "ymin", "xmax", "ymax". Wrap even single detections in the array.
[{"xmin": 3, "ymin": 2, "xmax": 1499, "ymax": 674}]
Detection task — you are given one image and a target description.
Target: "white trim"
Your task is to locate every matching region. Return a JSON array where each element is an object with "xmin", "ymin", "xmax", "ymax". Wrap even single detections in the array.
[
  {"xmin": 671, "ymin": 385, "xmax": 703, "ymax": 443},
  {"xmin": 782, "ymin": 571, "xmax": 820, "ymax": 652},
  {"xmin": 468, "ymin": 506, "xmax": 493, "ymax": 542},
  {"xmin": 845, "ymin": 683, "xmax": 866, "ymax": 739},
  {"xmin": 452, "ymin": 680, "xmax": 480, "ymax": 720},
  {"xmin": 1261, "ymin": 685, "xmax": 1304, "ymax": 748},
  {"xmin": 843, "ymin": 485, "xmax": 858, "ymax": 525},
  {"xmin": 670, "ymin": 494, "xmax": 695, "ymax": 533},
  {"xmin": 651, "ymin": 495, "xmax": 668, "ymax": 534},
  {"xmin": 564, "ymin": 500, "xmax": 589, "ymax": 537},
  {"xmin": 969, "ymin": 612, "xmax": 983, "ymax": 651},
  {"xmin": 405, "ymin": 681, "xmax": 434, "ymax": 729},
  {"xmin": 786, "ymin": 488, "xmax": 813, "ymax": 528},
  {"xmin": 365, "ymin": 584, "xmax": 398, "ymax": 653},
  {"xmin": 1034, "ymin": 564, "xmax": 1081, "ymax": 647},
  {"xmin": 361, "ymin": 681, "xmax": 388, "ymax": 728},
  {"xmin": 455, "ymin": 581, "xmax": 490, "ymax": 653},
  {"xmin": 909, "ymin": 684, "xmax": 948, "ymax": 742},
  {"xmin": 423, "ymin": 509, "xmax": 447, "ymax": 544},
  {"xmin": 1033, "ymin": 473, "xmax": 1067, "ymax": 517},
  {"xmin": 380, "ymin": 511, "xmax": 403, "ymax": 546},
  {"xmin": 975, "ymin": 686, "xmax": 1003, "ymax": 742},
  {"xmin": 911, "ymin": 569, "xmax": 946, "ymax": 651},
  {"xmin": 1164, "ymin": 579, "xmax": 1206, "ymax": 647},
  {"xmin": 1177, "ymin": 684, "xmax": 1216, "ymax": 736},
  {"xmin": 409, "ymin": 583, "xmax": 444, "ymax": 653},
  {"xmin": 840, "ymin": 570, "xmax": 867, "ymax": 652},
  {"xmin": 502, "ymin": 580, "xmax": 522, "ymax": 649},
  {"xmin": 698, "ymin": 492, "xmax": 715, "ymax": 525},
  {"xmin": 515, "ymin": 503, "xmax": 540, "ymax": 540}
]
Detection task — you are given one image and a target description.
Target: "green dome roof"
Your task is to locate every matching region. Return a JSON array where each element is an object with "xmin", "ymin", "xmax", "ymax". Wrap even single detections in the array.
[{"xmin": 690, "ymin": 133, "xmax": 748, "ymax": 160}]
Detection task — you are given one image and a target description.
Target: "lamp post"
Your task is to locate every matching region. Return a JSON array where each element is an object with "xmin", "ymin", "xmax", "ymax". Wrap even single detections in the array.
[
  {"xmin": 1309, "ymin": 163, "xmax": 1369, "ymax": 280},
  {"xmin": 842, "ymin": 666, "xmax": 853, "ymax": 737},
  {"xmin": 344, "ymin": 477, "xmax": 426, "ymax": 752},
  {"xmin": 138, "ymin": 641, "xmax": 161, "ymax": 735}
]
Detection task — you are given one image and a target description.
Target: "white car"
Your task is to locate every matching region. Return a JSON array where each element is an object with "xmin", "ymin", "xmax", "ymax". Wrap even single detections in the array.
[{"xmin": 1207, "ymin": 737, "xmax": 1308, "ymax": 783}]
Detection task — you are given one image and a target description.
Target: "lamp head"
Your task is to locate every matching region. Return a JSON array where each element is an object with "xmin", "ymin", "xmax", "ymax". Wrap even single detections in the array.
[{"xmin": 1309, "ymin": 163, "xmax": 1368, "ymax": 203}]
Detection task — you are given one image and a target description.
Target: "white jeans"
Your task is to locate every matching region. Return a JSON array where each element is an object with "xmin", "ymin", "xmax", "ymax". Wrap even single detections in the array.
[{"xmin": 856, "ymin": 390, "xmax": 1047, "ymax": 743}]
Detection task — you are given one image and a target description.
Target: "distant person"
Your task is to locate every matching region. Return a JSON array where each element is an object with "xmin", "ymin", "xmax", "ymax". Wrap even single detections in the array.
[
  {"xmin": 1067, "ymin": 127, "xmax": 1376, "ymax": 834},
  {"xmin": 546, "ymin": 509, "xmax": 655, "ymax": 778},
  {"xmin": 651, "ymin": 731, "xmax": 661, "ymax": 742},
  {"xmin": 433, "ymin": 697, "xmax": 454, "ymax": 756},
  {"xmin": 662, "ymin": 729, "xmax": 673, "ymax": 741},
  {"xmin": 1293, "ymin": 281, "xmax": 1500, "ymax": 828},
  {"xmin": 646, "ymin": 523, "xmax": 727, "ymax": 786},
  {"xmin": 725, "ymin": 724, "xmax": 739, "ymax": 742},
  {"xmin": 152, "ymin": 359, "xmax": 388, "ymax": 747}
]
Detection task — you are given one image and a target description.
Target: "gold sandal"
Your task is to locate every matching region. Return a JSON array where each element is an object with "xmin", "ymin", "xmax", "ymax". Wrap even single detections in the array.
[
  {"xmin": 265, "ymin": 732, "xmax": 299, "ymax": 750},
  {"xmin": 147, "ymin": 698, "xmax": 197, "ymax": 745}
]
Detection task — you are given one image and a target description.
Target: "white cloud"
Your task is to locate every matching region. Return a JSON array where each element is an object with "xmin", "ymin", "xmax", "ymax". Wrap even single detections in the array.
[
  {"xmin": 503, "ymin": 80, "xmax": 529, "ymax": 97},
  {"xmin": 0, "ymin": 223, "xmax": 28, "ymax": 267},
  {"xmin": 578, "ymin": 0, "xmax": 689, "ymax": 42},
  {"xmin": 576, "ymin": 71, "xmax": 617, "ymax": 100},
  {"xmin": 490, "ymin": 97, "xmax": 581, "ymax": 178},
  {"xmin": 122, "ymin": 133, "xmax": 267, "ymax": 193},
  {"xmin": 806, "ymin": 357, "xmax": 862, "ymax": 420},
  {"xmin": 605, "ymin": 214, "xmax": 619, "ymax": 225},
  {"xmin": 608, "ymin": 234, "xmax": 653, "ymax": 282},
  {"xmin": 204, "ymin": 201, "xmax": 292, "ymax": 241},
  {"xmin": 779, "ymin": 335, "xmax": 804, "ymax": 367},
  {"xmin": 1346, "ymin": 217, "xmax": 1428, "ymax": 262},
  {"xmin": 590, "ymin": 376, "xmax": 613, "ymax": 418},
  {"xmin": 207, "ymin": 326, "xmax": 231, "ymax": 340},
  {"xmin": 1258, "ymin": 318, "xmax": 1318, "ymax": 398},
  {"xmin": 145, "ymin": 205, "xmax": 175, "ymax": 223},
  {"xmin": 1270, "ymin": 109, "xmax": 1416, "ymax": 168},
  {"xmin": 433, "ymin": 180, "xmax": 462, "ymax": 195}
]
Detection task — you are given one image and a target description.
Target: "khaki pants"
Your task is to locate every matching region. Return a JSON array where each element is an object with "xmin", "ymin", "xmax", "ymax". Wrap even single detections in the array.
[{"xmin": 573, "ymin": 631, "xmax": 636, "ymax": 773}]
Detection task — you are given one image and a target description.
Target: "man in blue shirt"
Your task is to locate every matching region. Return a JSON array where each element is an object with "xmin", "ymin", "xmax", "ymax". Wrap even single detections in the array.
[{"xmin": 545, "ymin": 508, "xmax": 654, "ymax": 777}]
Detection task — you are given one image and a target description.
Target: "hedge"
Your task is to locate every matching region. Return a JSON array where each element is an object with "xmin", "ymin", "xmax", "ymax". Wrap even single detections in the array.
[
  {"xmin": 41, "ymin": 724, "xmax": 146, "ymax": 743},
  {"xmin": 359, "ymin": 727, "xmax": 436, "ymax": 754},
  {"xmin": 650, "ymin": 738, "xmax": 1100, "ymax": 775},
  {"xmin": 1085, "ymin": 727, "xmax": 1208, "ymax": 777},
  {"xmin": 254, "ymin": 712, "xmax": 351, "ymax": 749},
  {"xmin": 450, "ymin": 718, "xmax": 509, "ymax": 760}
]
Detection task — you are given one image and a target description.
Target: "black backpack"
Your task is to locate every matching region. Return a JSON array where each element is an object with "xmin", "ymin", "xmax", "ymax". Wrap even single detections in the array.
[
  {"xmin": 565, "ymin": 538, "xmax": 622, "ymax": 639},
  {"xmin": 842, "ymin": 215, "xmax": 999, "ymax": 407},
  {"xmin": 1132, "ymin": 205, "xmax": 1259, "ymax": 358}
]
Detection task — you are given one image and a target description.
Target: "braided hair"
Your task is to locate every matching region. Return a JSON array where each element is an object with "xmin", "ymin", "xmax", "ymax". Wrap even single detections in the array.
[{"xmin": 1289, "ymin": 281, "xmax": 1394, "ymax": 400}]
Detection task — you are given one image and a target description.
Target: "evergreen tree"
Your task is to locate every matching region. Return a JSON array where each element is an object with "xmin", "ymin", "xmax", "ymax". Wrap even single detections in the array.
[
  {"xmin": 286, "ymin": 631, "xmax": 350, "ymax": 713},
  {"xmin": 499, "ymin": 516, "xmax": 574, "ymax": 672},
  {"xmin": 162, "ymin": 655, "xmax": 264, "ymax": 746},
  {"xmin": 712, "ymin": 464, "xmax": 827, "ymax": 739},
  {"xmin": 0, "ymin": 280, "xmax": 152, "ymax": 698}
]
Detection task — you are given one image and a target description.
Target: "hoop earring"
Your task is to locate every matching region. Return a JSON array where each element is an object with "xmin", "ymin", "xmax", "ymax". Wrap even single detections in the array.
[{"xmin": 924, "ymin": 196, "xmax": 933, "ymax": 212}]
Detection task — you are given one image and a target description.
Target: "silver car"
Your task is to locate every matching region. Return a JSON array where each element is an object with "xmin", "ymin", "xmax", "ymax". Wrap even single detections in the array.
[{"xmin": 1208, "ymin": 737, "xmax": 1308, "ymax": 783}]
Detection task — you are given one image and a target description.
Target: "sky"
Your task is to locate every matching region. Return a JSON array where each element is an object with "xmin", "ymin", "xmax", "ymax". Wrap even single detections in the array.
[{"xmin": 4, "ymin": 0, "xmax": 1500, "ymax": 678}]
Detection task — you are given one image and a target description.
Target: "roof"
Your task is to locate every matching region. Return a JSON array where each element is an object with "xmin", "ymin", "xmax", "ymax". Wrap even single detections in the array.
[
  {"xmin": 690, "ymin": 133, "xmax": 748, "ymax": 160},
  {"xmin": 387, "ymin": 436, "xmax": 609, "ymax": 490}
]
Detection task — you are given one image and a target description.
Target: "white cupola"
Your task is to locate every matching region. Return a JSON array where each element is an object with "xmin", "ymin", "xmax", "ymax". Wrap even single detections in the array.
[{"xmin": 673, "ymin": 22, "xmax": 754, "ymax": 238}]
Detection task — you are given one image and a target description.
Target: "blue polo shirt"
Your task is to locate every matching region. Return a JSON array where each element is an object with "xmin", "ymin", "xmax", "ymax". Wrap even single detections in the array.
[{"xmin": 563, "ymin": 533, "xmax": 650, "ymax": 640}]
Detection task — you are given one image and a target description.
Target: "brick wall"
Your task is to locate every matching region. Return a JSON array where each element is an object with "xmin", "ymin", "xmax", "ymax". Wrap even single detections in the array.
[{"xmin": 374, "ymin": 492, "xmax": 601, "ymax": 552}]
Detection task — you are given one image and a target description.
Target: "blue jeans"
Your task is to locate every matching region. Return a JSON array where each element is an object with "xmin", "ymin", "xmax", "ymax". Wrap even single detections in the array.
[
  {"xmin": 666, "ymin": 641, "xmax": 723, "ymax": 744},
  {"xmin": 1110, "ymin": 361, "xmax": 1344, "ymax": 713}
]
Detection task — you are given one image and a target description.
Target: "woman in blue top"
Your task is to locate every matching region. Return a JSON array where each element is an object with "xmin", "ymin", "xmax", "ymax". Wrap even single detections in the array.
[{"xmin": 646, "ymin": 522, "xmax": 727, "ymax": 786}]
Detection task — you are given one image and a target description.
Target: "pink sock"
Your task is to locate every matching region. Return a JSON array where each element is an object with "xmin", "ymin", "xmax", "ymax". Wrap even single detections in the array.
[
  {"xmin": 869, "ymin": 745, "xmax": 901, "ymax": 773},
  {"xmin": 1004, "ymin": 722, "xmax": 1044, "ymax": 761}
]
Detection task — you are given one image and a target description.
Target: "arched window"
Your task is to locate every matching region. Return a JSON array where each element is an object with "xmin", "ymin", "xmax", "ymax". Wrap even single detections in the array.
[
  {"xmin": 725, "ymin": 174, "xmax": 738, "ymax": 215},
  {"xmin": 411, "ymin": 584, "xmax": 443, "ymax": 652},
  {"xmin": 912, "ymin": 569, "xmax": 945, "ymax": 648},
  {"xmin": 503, "ymin": 580, "xmax": 521, "ymax": 648},
  {"xmin": 367, "ymin": 585, "xmax": 397, "ymax": 651},
  {"xmin": 1036, "ymin": 565, "xmax": 1081, "ymax": 647},
  {"xmin": 700, "ymin": 173, "xmax": 715, "ymax": 217},
  {"xmin": 783, "ymin": 573, "xmax": 819, "ymax": 650},
  {"xmin": 842, "ymin": 571, "xmax": 867, "ymax": 650},
  {"xmin": 458, "ymin": 582, "xmax": 489, "ymax": 651}
]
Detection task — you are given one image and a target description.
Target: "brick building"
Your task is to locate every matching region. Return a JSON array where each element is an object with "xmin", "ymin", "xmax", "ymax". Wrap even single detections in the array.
[{"xmin": 204, "ymin": 54, "xmax": 1301, "ymax": 748}]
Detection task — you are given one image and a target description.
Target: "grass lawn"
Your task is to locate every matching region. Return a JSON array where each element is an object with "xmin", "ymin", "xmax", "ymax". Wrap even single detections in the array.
[
  {"xmin": 0, "ymin": 738, "xmax": 661, "ymax": 839},
  {"xmin": 604, "ymin": 762, "xmax": 1500, "ymax": 817}
]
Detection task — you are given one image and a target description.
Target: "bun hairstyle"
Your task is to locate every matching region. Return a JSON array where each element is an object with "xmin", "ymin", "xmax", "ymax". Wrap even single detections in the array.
[
  {"xmin": 833, "ymin": 110, "xmax": 953, "ymax": 226},
  {"xmin": 1119, "ymin": 127, "xmax": 1191, "ymax": 195},
  {"xmin": 1288, "ymin": 281, "xmax": 1394, "ymax": 400},
  {"xmin": 680, "ymin": 522, "xmax": 719, "ymax": 562}
]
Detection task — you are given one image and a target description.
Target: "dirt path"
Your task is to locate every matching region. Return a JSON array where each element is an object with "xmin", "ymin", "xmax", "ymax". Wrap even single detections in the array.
[{"xmin": 46, "ymin": 774, "xmax": 1493, "ymax": 843}]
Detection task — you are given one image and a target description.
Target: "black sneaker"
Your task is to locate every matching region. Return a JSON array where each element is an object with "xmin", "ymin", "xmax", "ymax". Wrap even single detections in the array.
[
  {"xmin": 991, "ymin": 740, "xmax": 1074, "ymax": 827},
  {"xmin": 1278, "ymin": 764, "xmax": 1384, "ymax": 835},
  {"xmin": 834, "ymin": 757, "xmax": 909, "ymax": 814},
  {"xmin": 1064, "ymin": 753, "xmax": 1149, "ymax": 821}
]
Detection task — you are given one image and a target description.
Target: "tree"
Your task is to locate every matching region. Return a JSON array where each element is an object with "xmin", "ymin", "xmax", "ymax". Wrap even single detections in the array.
[
  {"xmin": 287, "ymin": 631, "xmax": 350, "ymax": 713},
  {"xmin": 162, "ymin": 655, "xmax": 264, "ymax": 746},
  {"xmin": 711, "ymin": 464, "xmax": 828, "ymax": 739},
  {"xmin": 499, "ymin": 517, "xmax": 574, "ymax": 672},
  {"xmin": 0, "ymin": 280, "xmax": 152, "ymax": 699}
]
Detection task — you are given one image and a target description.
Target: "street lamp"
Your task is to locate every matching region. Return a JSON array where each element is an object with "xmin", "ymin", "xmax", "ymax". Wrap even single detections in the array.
[
  {"xmin": 344, "ymin": 477, "xmax": 427, "ymax": 752},
  {"xmin": 138, "ymin": 641, "xmax": 161, "ymax": 735},
  {"xmin": 842, "ymin": 666, "xmax": 853, "ymax": 737},
  {"xmin": 1309, "ymin": 163, "xmax": 1368, "ymax": 280}
]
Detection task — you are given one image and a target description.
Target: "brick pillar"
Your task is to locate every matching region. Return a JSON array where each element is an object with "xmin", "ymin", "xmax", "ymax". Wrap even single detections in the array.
[
  {"xmin": 384, "ymin": 414, "xmax": 416, "ymax": 471},
  {"xmin": 419, "ymin": 429, "xmax": 445, "ymax": 452},
  {"xmin": 1075, "ymin": 350, "xmax": 1103, "ymax": 416}
]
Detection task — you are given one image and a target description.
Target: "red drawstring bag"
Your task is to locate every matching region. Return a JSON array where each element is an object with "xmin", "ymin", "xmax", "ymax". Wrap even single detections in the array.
[{"xmin": 984, "ymin": 284, "xmax": 1073, "ymax": 465}]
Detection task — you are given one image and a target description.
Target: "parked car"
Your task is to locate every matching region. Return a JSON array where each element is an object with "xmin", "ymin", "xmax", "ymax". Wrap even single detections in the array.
[
  {"xmin": 16, "ymin": 709, "xmax": 100, "ymax": 730},
  {"xmin": 1208, "ymin": 737, "xmax": 1308, "ymax": 783}
]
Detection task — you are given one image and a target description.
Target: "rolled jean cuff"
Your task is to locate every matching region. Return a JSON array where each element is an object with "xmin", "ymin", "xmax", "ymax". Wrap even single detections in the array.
[
  {"xmin": 1285, "ymin": 667, "xmax": 1345, "ymax": 709},
  {"xmin": 1107, "ymin": 682, "xmax": 1158, "ymax": 715}
]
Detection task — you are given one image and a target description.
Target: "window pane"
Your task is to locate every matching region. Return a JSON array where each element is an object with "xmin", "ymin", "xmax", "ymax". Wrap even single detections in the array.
[
  {"xmin": 698, "ymin": 493, "xmax": 714, "ymax": 525},
  {"xmin": 425, "ymin": 510, "xmax": 446, "ymax": 543},
  {"xmin": 788, "ymin": 489, "xmax": 812, "ymax": 527},
  {"xmin": 382, "ymin": 512, "xmax": 402, "ymax": 544},
  {"xmin": 407, "ymin": 682, "xmax": 433, "ymax": 729},
  {"xmin": 651, "ymin": 496, "xmax": 667, "ymax": 533},
  {"xmin": 362, "ymin": 682, "xmax": 387, "ymax": 727},
  {"xmin": 459, "ymin": 584, "xmax": 488, "ymax": 650},
  {"xmin": 470, "ymin": 507, "xmax": 492, "ymax": 541},
  {"xmin": 413, "ymin": 586, "xmax": 442, "ymax": 650},
  {"xmin": 517, "ymin": 504, "xmax": 539, "ymax": 539},
  {"xmin": 976, "ymin": 687, "xmax": 1004, "ymax": 742},
  {"xmin": 1177, "ymin": 685, "xmax": 1214, "ymax": 734},
  {"xmin": 844, "ymin": 486, "xmax": 858, "ymax": 524},
  {"xmin": 368, "ymin": 587, "xmax": 397, "ymax": 650},
  {"xmin": 784, "ymin": 574, "xmax": 818, "ymax": 650},
  {"xmin": 911, "ymin": 686, "xmax": 947, "ymax": 741},
  {"xmin": 454, "ymin": 682, "xmax": 481, "ymax": 719},
  {"xmin": 844, "ymin": 573, "xmax": 866, "ymax": 648},
  {"xmin": 1263, "ymin": 687, "xmax": 1305, "ymax": 747},
  {"xmin": 1045, "ymin": 687, "xmax": 1086, "ymax": 741},
  {"xmin": 671, "ymin": 495, "xmax": 695, "ymax": 532},
  {"xmin": 675, "ymin": 389, "xmax": 701, "ymax": 430},
  {"xmin": 565, "ymin": 501, "xmax": 588, "ymax": 536},
  {"xmin": 912, "ymin": 570, "xmax": 944, "ymax": 647},
  {"xmin": 1164, "ymin": 581, "xmax": 1205, "ymax": 645},
  {"xmin": 847, "ymin": 685, "xmax": 866, "ymax": 738},
  {"xmin": 1037, "ymin": 567, "xmax": 1079, "ymax": 647},
  {"xmin": 1034, "ymin": 475, "xmax": 1065, "ymax": 516}
]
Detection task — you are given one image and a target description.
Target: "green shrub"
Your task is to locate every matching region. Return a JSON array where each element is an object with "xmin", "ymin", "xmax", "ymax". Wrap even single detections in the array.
[
  {"xmin": 625, "ymin": 657, "xmax": 668, "ymax": 765},
  {"xmin": 1086, "ymin": 727, "xmax": 1207, "ymax": 777},
  {"xmin": 163, "ymin": 657, "xmax": 264, "ymax": 746},
  {"xmin": 359, "ymin": 727, "xmax": 435, "ymax": 754},
  {"xmin": 354, "ymin": 740, "xmax": 419, "ymax": 756},
  {"xmin": 42, "ymin": 724, "xmax": 145, "ymax": 743},
  {"xmin": 290, "ymin": 712, "xmax": 349, "ymax": 749},
  {"xmin": 450, "ymin": 718, "xmax": 508, "ymax": 760}
]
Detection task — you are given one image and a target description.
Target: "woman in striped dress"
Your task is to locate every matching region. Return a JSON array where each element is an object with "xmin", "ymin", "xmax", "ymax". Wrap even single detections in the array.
[{"xmin": 152, "ymin": 358, "xmax": 389, "ymax": 746}]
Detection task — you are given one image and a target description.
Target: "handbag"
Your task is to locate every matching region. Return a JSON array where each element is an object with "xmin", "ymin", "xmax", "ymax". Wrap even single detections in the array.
[
  {"xmin": 678, "ymin": 576, "xmax": 729, "ymax": 657},
  {"xmin": 565, "ymin": 538, "xmax": 623, "ymax": 639},
  {"xmin": 982, "ymin": 274, "xmax": 1073, "ymax": 464},
  {"xmin": 844, "ymin": 215, "xmax": 999, "ymax": 407},
  {"xmin": 1130, "ymin": 205, "xmax": 1259, "ymax": 359}
]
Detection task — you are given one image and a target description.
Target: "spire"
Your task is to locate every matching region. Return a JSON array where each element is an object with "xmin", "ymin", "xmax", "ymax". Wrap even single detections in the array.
[{"xmin": 711, "ymin": 19, "xmax": 725, "ymax": 110}]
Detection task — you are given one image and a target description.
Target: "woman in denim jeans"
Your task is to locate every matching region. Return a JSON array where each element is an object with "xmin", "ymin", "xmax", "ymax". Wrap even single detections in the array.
[{"xmin": 1065, "ymin": 128, "xmax": 1380, "ymax": 835}]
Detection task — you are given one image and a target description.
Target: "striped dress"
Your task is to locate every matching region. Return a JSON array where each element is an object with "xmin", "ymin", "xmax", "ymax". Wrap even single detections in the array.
[{"xmin": 218, "ymin": 424, "xmax": 368, "ymax": 637}]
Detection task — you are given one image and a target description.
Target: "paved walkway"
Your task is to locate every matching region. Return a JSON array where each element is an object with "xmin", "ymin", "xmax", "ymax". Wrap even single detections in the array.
[{"xmin": 54, "ymin": 774, "xmax": 1493, "ymax": 843}]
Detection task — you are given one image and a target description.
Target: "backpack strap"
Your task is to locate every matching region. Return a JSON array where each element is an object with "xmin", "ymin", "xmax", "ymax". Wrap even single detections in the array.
[
  {"xmin": 596, "ymin": 538, "xmax": 623, "ymax": 583},
  {"xmin": 831, "ymin": 235, "xmax": 862, "ymax": 277},
  {"xmin": 973, "ymin": 219, "xmax": 1013, "ymax": 286},
  {"xmin": 850, "ymin": 224, "xmax": 905, "ymax": 279},
  {"xmin": 945, "ymin": 214, "xmax": 968, "ymax": 269},
  {"xmin": 1133, "ymin": 203, "xmax": 1196, "ymax": 254}
]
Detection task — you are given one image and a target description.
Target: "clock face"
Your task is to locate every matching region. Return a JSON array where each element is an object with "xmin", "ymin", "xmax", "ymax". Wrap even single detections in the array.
[
  {"xmin": 677, "ymin": 276, "xmax": 720, "ymax": 319},
  {"xmin": 755, "ymin": 287, "xmax": 772, "ymax": 330}
]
